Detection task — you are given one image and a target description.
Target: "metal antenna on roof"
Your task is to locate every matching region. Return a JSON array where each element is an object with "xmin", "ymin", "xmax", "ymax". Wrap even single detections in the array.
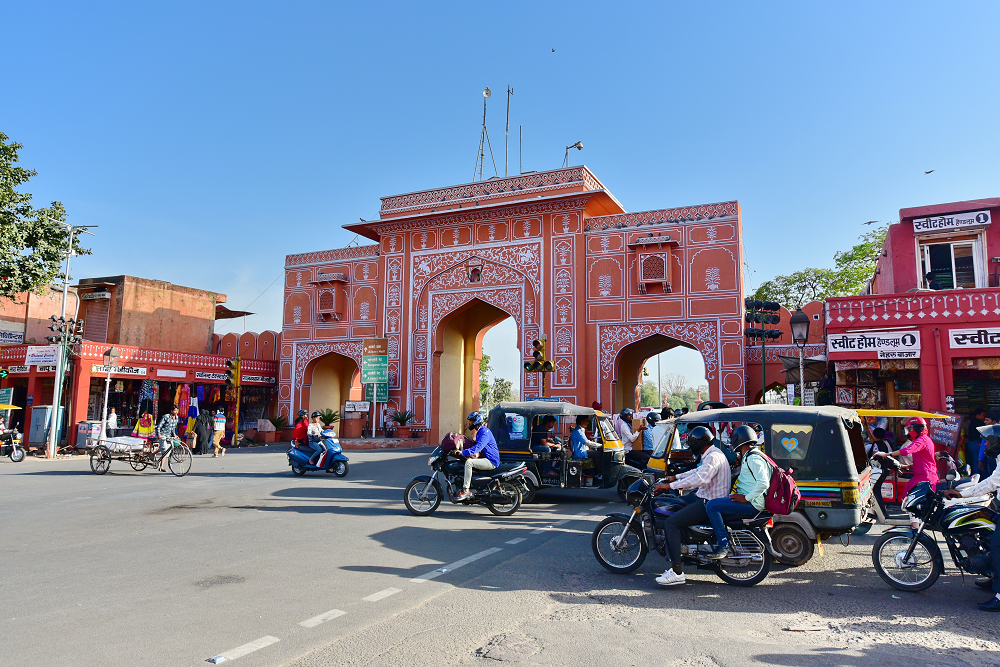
[
  {"xmin": 473, "ymin": 87, "xmax": 498, "ymax": 182},
  {"xmin": 505, "ymin": 86, "xmax": 513, "ymax": 177}
]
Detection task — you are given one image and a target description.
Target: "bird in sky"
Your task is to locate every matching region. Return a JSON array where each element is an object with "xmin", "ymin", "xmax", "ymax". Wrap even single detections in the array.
[
  {"xmin": 863, "ymin": 220, "xmax": 879, "ymax": 225},
  {"xmin": 552, "ymin": 48, "xmax": 556, "ymax": 52},
  {"xmin": 924, "ymin": 170, "xmax": 935, "ymax": 174}
]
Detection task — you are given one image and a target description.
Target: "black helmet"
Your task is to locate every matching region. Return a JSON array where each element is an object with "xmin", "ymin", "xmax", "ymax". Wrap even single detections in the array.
[
  {"xmin": 686, "ymin": 426, "xmax": 714, "ymax": 455},
  {"xmin": 297, "ymin": 409, "xmax": 308, "ymax": 417},
  {"xmin": 731, "ymin": 425, "xmax": 758, "ymax": 449},
  {"xmin": 620, "ymin": 408, "xmax": 634, "ymax": 419},
  {"xmin": 311, "ymin": 411, "xmax": 322, "ymax": 418}
]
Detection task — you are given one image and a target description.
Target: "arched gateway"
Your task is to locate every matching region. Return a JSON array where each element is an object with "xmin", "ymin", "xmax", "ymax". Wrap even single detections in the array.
[{"xmin": 281, "ymin": 167, "xmax": 747, "ymax": 443}]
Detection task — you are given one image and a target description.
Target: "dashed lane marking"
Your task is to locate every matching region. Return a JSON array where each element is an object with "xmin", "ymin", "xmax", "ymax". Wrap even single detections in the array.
[
  {"xmin": 298, "ymin": 609, "xmax": 346, "ymax": 628},
  {"xmin": 552, "ymin": 519, "xmax": 570, "ymax": 526},
  {"xmin": 363, "ymin": 587, "xmax": 402, "ymax": 602},
  {"xmin": 208, "ymin": 635, "xmax": 279, "ymax": 663},
  {"xmin": 505, "ymin": 537, "xmax": 526, "ymax": 545},
  {"xmin": 412, "ymin": 547, "xmax": 503, "ymax": 583},
  {"xmin": 589, "ymin": 505, "xmax": 606, "ymax": 512}
]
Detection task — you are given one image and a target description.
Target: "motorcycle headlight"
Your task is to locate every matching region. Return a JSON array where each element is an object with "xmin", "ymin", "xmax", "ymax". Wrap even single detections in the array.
[{"xmin": 428, "ymin": 455, "xmax": 437, "ymax": 465}]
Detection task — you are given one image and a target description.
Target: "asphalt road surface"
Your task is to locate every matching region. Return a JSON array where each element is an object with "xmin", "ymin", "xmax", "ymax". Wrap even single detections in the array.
[{"xmin": 2, "ymin": 447, "xmax": 997, "ymax": 667}]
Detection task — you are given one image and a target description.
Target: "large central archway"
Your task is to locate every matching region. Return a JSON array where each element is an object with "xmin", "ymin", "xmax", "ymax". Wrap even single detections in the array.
[
  {"xmin": 432, "ymin": 298, "xmax": 515, "ymax": 439},
  {"xmin": 612, "ymin": 334, "xmax": 705, "ymax": 411}
]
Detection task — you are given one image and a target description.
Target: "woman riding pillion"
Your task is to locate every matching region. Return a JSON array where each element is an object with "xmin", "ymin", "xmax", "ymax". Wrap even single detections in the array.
[
  {"xmin": 704, "ymin": 425, "xmax": 771, "ymax": 559},
  {"xmin": 453, "ymin": 412, "xmax": 500, "ymax": 501}
]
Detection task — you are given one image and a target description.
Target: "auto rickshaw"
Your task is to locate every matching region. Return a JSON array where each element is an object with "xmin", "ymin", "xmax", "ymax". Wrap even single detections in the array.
[
  {"xmin": 647, "ymin": 405, "xmax": 872, "ymax": 566},
  {"xmin": 488, "ymin": 401, "xmax": 643, "ymax": 503}
]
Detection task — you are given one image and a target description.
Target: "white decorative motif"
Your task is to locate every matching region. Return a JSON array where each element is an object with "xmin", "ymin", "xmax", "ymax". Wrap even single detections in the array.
[
  {"xmin": 557, "ymin": 301, "xmax": 570, "ymax": 323},
  {"xmin": 598, "ymin": 274, "xmax": 612, "ymax": 297},
  {"xmin": 296, "ymin": 272, "xmax": 302, "ymax": 287},
  {"xmin": 600, "ymin": 236, "xmax": 610, "ymax": 253},
  {"xmin": 556, "ymin": 328, "xmax": 572, "ymax": 354},
  {"xmin": 293, "ymin": 306, "xmax": 302, "ymax": 324},
  {"xmin": 598, "ymin": 322, "xmax": 719, "ymax": 382},
  {"xmin": 556, "ymin": 269, "xmax": 571, "ymax": 294},
  {"xmin": 388, "ymin": 313, "xmax": 399, "ymax": 333},
  {"xmin": 416, "ymin": 337, "xmax": 426, "ymax": 359},
  {"xmin": 293, "ymin": 341, "xmax": 363, "ymax": 388},
  {"xmin": 420, "ymin": 232, "xmax": 428, "ymax": 249},
  {"xmin": 388, "ymin": 337, "xmax": 399, "ymax": 360},
  {"xmin": 488, "ymin": 224, "xmax": 496, "ymax": 241},
  {"xmin": 389, "ymin": 237, "xmax": 397, "ymax": 252},
  {"xmin": 415, "ymin": 364, "xmax": 426, "ymax": 389},
  {"xmin": 706, "ymin": 267, "xmax": 721, "ymax": 291},
  {"xmin": 561, "ymin": 215, "xmax": 571, "ymax": 233},
  {"xmin": 388, "ymin": 284, "xmax": 400, "ymax": 307},
  {"xmin": 525, "ymin": 300, "xmax": 534, "ymax": 324},
  {"xmin": 359, "ymin": 302, "xmax": 370, "ymax": 320},
  {"xmin": 452, "ymin": 229, "xmax": 460, "ymax": 245},
  {"xmin": 555, "ymin": 239, "xmax": 572, "ymax": 265},
  {"xmin": 409, "ymin": 242, "xmax": 542, "ymax": 300},
  {"xmin": 363, "ymin": 264, "xmax": 370, "ymax": 280},
  {"xmin": 418, "ymin": 306, "xmax": 428, "ymax": 329},
  {"xmin": 707, "ymin": 227, "xmax": 717, "ymax": 242}
]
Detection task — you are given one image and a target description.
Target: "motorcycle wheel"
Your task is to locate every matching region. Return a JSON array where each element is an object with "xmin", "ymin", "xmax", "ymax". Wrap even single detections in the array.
[
  {"xmin": 10, "ymin": 447, "xmax": 25, "ymax": 463},
  {"xmin": 592, "ymin": 516, "xmax": 647, "ymax": 574},
  {"xmin": 770, "ymin": 523, "xmax": 814, "ymax": 567},
  {"xmin": 486, "ymin": 481, "xmax": 522, "ymax": 516},
  {"xmin": 332, "ymin": 461, "xmax": 349, "ymax": 477},
  {"xmin": 714, "ymin": 548, "xmax": 772, "ymax": 587},
  {"xmin": 872, "ymin": 531, "xmax": 942, "ymax": 592},
  {"xmin": 404, "ymin": 478, "xmax": 442, "ymax": 516},
  {"xmin": 291, "ymin": 464, "xmax": 307, "ymax": 476},
  {"xmin": 90, "ymin": 446, "xmax": 111, "ymax": 475},
  {"xmin": 520, "ymin": 477, "xmax": 537, "ymax": 504}
]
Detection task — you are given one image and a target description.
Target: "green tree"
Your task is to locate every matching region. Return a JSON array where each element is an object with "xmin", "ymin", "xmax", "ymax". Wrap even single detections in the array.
[
  {"xmin": 639, "ymin": 381, "xmax": 660, "ymax": 407},
  {"xmin": 479, "ymin": 354, "xmax": 515, "ymax": 412},
  {"xmin": 0, "ymin": 132, "xmax": 90, "ymax": 301},
  {"xmin": 752, "ymin": 226, "xmax": 887, "ymax": 309}
]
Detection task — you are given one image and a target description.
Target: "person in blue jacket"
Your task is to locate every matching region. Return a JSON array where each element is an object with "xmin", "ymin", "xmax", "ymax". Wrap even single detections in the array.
[{"xmin": 454, "ymin": 412, "xmax": 500, "ymax": 501}]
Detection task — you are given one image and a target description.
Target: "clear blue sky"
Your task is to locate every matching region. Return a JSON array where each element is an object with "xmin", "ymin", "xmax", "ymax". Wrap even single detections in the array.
[{"xmin": 6, "ymin": 2, "xmax": 1000, "ymax": 392}]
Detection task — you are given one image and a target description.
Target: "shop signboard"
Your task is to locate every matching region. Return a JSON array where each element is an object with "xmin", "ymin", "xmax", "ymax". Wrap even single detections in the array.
[
  {"xmin": 344, "ymin": 401, "xmax": 371, "ymax": 413},
  {"xmin": 361, "ymin": 338, "xmax": 388, "ymax": 384},
  {"xmin": 948, "ymin": 327, "xmax": 1000, "ymax": 349},
  {"xmin": 25, "ymin": 346, "xmax": 59, "ymax": 365},
  {"xmin": 90, "ymin": 364, "xmax": 147, "ymax": 376},
  {"xmin": 802, "ymin": 388, "xmax": 816, "ymax": 406},
  {"xmin": 913, "ymin": 209, "xmax": 991, "ymax": 234},
  {"xmin": 0, "ymin": 329, "xmax": 24, "ymax": 345},
  {"xmin": 0, "ymin": 387, "xmax": 12, "ymax": 421},
  {"xmin": 928, "ymin": 413, "xmax": 962, "ymax": 456},
  {"xmin": 241, "ymin": 375, "xmax": 276, "ymax": 384},
  {"xmin": 826, "ymin": 330, "xmax": 920, "ymax": 359},
  {"xmin": 156, "ymin": 369, "xmax": 187, "ymax": 378},
  {"xmin": 7, "ymin": 365, "xmax": 30, "ymax": 374},
  {"xmin": 364, "ymin": 383, "xmax": 388, "ymax": 403},
  {"xmin": 195, "ymin": 372, "xmax": 228, "ymax": 381},
  {"xmin": 786, "ymin": 383, "xmax": 796, "ymax": 405}
]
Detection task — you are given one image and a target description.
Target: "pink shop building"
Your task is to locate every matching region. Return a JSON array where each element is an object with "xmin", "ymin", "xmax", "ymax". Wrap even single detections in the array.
[{"xmin": 826, "ymin": 198, "xmax": 1000, "ymax": 415}]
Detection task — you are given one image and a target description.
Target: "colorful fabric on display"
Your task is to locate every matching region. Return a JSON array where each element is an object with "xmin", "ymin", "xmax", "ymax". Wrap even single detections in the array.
[
  {"xmin": 133, "ymin": 412, "xmax": 156, "ymax": 439},
  {"xmin": 177, "ymin": 384, "xmax": 190, "ymax": 416},
  {"xmin": 139, "ymin": 380, "xmax": 156, "ymax": 402},
  {"xmin": 212, "ymin": 385, "xmax": 221, "ymax": 402},
  {"xmin": 114, "ymin": 381, "xmax": 124, "ymax": 392},
  {"xmin": 197, "ymin": 384, "xmax": 205, "ymax": 402},
  {"xmin": 186, "ymin": 395, "xmax": 198, "ymax": 434}
]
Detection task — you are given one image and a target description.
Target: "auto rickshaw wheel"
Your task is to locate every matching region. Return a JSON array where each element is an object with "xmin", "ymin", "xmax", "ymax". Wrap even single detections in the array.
[
  {"xmin": 521, "ymin": 477, "xmax": 537, "ymax": 504},
  {"xmin": 770, "ymin": 523, "xmax": 814, "ymax": 566}
]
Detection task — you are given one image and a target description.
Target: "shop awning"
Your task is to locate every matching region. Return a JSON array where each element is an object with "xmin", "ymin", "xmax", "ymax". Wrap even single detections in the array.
[
  {"xmin": 854, "ymin": 409, "xmax": 952, "ymax": 419},
  {"xmin": 778, "ymin": 354, "xmax": 828, "ymax": 384},
  {"xmin": 215, "ymin": 305, "xmax": 254, "ymax": 320}
]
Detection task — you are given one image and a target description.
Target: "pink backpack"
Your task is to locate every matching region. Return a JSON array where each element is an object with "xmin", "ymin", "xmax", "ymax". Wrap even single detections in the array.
[{"xmin": 749, "ymin": 450, "xmax": 801, "ymax": 515}]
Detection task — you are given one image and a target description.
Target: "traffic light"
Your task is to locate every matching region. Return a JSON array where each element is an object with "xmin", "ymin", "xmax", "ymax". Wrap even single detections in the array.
[
  {"xmin": 226, "ymin": 357, "xmax": 241, "ymax": 387},
  {"xmin": 523, "ymin": 337, "xmax": 554, "ymax": 373}
]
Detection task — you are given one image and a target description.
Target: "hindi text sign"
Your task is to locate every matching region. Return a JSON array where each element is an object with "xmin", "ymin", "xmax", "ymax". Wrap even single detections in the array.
[
  {"xmin": 361, "ymin": 338, "xmax": 388, "ymax": 384},
  {"xmin": 827, "ymin": 330, "xmax": 920, "ymax": 359}
]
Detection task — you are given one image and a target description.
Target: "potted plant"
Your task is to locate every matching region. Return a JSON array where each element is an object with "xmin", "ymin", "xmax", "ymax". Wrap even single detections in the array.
[
  {"xmin": 272, "ymin": 415, "xmax": 294, "ymax": 442},
  {"xmin": 390, "ymin": 409, "xmax": 414, "ymax": 438},
  {"xmin": 319, "ymin": 409, "xmax": 341, "ymax": 435}
]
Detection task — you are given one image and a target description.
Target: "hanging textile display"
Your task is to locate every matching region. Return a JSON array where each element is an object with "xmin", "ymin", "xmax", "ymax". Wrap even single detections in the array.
[
  {"xmin": 186, "ymin": 394, "xmax": 198, "ymax": 434},
  {"xmin": 115, "ymin": 381, "xmax": 124, "ymax": 392},
  {"xmin": 212, "ymin": 385, "xmax": 221, "ymax": 403},
  {"xmin": 197, "ymin": 384, "xmax": 205, "ymax": 402},
  {"xmin": 133, "ymin": 412, "xmax": 155, "ymax": 439}
]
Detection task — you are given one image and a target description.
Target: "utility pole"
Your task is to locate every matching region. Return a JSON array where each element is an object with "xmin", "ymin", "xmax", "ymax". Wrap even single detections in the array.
[{"xmin": 44, "ymin": 219, "xmax": 97, "ymax": 458}]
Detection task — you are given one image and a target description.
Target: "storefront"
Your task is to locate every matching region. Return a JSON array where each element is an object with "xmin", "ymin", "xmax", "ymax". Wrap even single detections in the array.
[{"xmin": 825, "ymin": 329, "xmax": 922, "ymax": 410}]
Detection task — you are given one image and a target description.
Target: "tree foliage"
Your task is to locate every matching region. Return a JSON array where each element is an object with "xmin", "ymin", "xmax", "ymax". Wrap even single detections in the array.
[
  {"xmin": 479, "ymin": 354, "xmax": 515, "ymax": 413},
  {"xmin": 639, "ymin": 381, "xmax": 660, "ymax": 407},
  {"xmin": 752, "ymin": 226, "xmax": 887, "ymax": 309},
  {"xmin": 0, "ymin": 132, "xmax": 90, "ymax": 301}
]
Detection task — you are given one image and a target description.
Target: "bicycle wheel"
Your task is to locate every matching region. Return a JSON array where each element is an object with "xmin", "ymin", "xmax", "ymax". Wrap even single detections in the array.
[{"xmin": 168, "ymin": 445, "xmax": 192, "ymax": 477}]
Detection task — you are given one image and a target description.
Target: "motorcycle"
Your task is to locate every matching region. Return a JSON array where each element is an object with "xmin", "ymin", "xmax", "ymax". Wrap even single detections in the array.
[
  {"xmin": 2, "ymin": 430, "xmax": 25, "ymax": 462},
  {"xmin": 404, "ymin": 446, "xmax": 527, "ymax": 516},
  {"xmin": 287, "ymin": 429, "xmax": 349, "ymax": 477},
  {"xmin": 592, "ymin": 476, "xmax": 773, "ymax": 587},
  {"xmin": 872, "ymin": 480, "xmax": 996, "ymax": 592}
]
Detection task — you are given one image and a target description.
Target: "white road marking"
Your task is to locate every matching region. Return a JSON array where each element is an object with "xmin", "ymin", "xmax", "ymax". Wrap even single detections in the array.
[
  {"xmin": 208, "ymin": 635, "xmax": 279, "ymax": 663},
  {"xmin": 412, "ymin": 547, "xmax": 503, "ymax": 583},
  {"xmin": 363, "ymin": 587, "xmax": 402, "ymax": 602},
  {"xmin": 552, "ymin": 519, "xmax": 570, "ymax": 526},
  {"xmin": 298, "ymin": 608, "xmax": 346, "ymax": 628},
  {"xmin": 589, "ymin": 505, "xmax": 606, "ymax": 512},
  {"xmin": 505, "ymin": 537, "xmax": 526, "ymax": 545}
]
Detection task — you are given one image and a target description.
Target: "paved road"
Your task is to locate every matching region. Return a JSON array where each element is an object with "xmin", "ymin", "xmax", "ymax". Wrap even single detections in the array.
[{"xmin": 2, "ymin": 448, "xmax": 997, "ymax": 667}]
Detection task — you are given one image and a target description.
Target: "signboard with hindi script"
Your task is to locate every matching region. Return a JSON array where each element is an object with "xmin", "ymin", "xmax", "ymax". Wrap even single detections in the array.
[
  {"xmin": 826, "ymin": 330, "xmax": 921, "ymax": 359},
  {"xmin": 948, "ymin": 327, "xmax": 1000, "ymax": 349},
  {"xmin": 913, "ymin": 209, "xmax": 991, "ymax": 234},
  {"xmin": 361, "ymin": 338, "xmax": 388, "ymax": 384}
]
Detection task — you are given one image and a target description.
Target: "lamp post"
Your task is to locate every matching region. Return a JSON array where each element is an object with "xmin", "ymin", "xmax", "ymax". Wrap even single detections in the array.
[
  {"xmin": 100, "ymin": 346, "xmax": 120, "ymax": 443},
  {"xmin": 789, "ymin": 308, "xmax": 810, "ymax": 407}
]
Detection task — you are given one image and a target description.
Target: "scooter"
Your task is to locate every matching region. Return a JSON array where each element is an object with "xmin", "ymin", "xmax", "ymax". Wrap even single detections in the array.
[
  {"xmin": 2, "ymin": 430, "xmax": 25, "ymax": 462},
  {"xmin": 287, "ymin": 429, "xmax": 349, "ymax": 477}
]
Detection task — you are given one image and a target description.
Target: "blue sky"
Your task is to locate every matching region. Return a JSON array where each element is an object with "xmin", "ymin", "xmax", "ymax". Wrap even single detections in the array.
[{"xmin": 5, "ymin": 2, "xmax": 1000, "ymax": 392}]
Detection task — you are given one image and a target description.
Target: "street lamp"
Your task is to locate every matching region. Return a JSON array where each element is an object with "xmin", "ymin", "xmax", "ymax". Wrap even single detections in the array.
[
  {"xmin": 99, "ymin": 346, "xmax": 120, "ymax": 442},
  {"xmin": 789, "ymin": 308, "xmax": 810, "ymax": 406}
]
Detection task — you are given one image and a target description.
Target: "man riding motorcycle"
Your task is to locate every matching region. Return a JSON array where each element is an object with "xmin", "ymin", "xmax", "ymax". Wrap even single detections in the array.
[
  {"xmin": 453, "ymin": 412, "xmax": 500, "ymax": 502},
  {"xmin": 650, "ymin": 425, "xmax": 732, "ymax": 586},
  {"xmin": 943, "ymin": 425, "xmax": 1000, "ymax": 611},
  {"xmin": 704, "ymin": 425, "xmax": 770, "ymax": 559}
]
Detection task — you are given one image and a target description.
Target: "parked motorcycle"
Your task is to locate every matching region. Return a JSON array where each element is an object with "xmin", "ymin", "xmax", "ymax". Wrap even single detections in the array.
[
  {"xmin": 2, "ymin": 430, "xmax": 25, "ymax": 462},
  {"xmin": 287, "ymin": 429, "xmax": 349, "ymax": 477},
  {"xmin": 592, "ymin": 476, "xmax": 773, "ymax": 587},
  {"xmin": 404, "ymin": 446, "xmax": 527, "ymax": 516},
  {"xmin": 872, "ymin": 480, "xmax": 996, "ymax": 592}
]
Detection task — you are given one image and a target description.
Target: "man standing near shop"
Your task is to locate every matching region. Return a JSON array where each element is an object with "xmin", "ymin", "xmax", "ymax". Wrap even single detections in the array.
[
  {"xmin": 106, "ymin": 407, "xmax": 118, "ymax": 439},
  {"xmin": 156, "ymin": 405, "xmax": 180, "ymax": 472}
]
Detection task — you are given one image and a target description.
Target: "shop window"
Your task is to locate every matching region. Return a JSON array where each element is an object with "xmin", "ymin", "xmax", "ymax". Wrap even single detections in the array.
[{"xmin": 921, "ymin": 240, "xmax": 980, "ymax": 289}]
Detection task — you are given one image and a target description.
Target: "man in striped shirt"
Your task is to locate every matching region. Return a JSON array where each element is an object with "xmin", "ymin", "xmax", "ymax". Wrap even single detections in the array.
[{"xmin": 652, "ymin": 425, "xmax": 732, "ymax": 587}]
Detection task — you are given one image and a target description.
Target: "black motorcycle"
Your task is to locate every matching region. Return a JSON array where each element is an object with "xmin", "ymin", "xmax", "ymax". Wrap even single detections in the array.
[
  {"xmin": 592, "ymin": 476, "xmax": 773, "ymax": 587},
  {"xmin": 404, "ymin": 446, "xmax": 527, "ymax": 517},
  {"xmin": 872, "ymin": 481, "xmax": 997, "ymax": 592}
]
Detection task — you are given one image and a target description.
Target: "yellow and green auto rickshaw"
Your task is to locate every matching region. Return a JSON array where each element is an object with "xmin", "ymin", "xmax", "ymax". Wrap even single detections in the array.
[
  {"xmin": 647, "ymin": 405, "xmax": 872, "ymax": 566},
  {"xmin": 487, "ymin": 401, "xmax": 643, "ymax": 503}
]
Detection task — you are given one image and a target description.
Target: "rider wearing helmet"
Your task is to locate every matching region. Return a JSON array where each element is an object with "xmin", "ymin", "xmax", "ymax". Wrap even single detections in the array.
[
  {"xmin": 704, "ymin": 425, "xmax": 771, "ymax": 559},
  {"xmin": 651, "ymin": 425, "xmax": 732, "ymax": 587},
  {"xmin": 612, "ymin": 408, "xmax": 643, "ymax": 454},
  {"xmin": 882, "ymin": 417, "xmax": 939, "ymax": 498},
  {"xmin": 944, "ymin": 425, "xmax": 1000, "ymax": 611},
  {"xmin": 454, "ymin": 412, "xmax": 500, "ymax": 501},
  {"xmin": 292, "ymin": 408, "xmax": 309, "ymax": 444}
]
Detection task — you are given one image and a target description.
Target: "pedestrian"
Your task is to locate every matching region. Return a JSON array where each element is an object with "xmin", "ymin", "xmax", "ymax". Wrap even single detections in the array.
[
  {"xmin": 967, "ymin": 408, "xmax": 987, "ymax": 469},
  {"xmin": 105, "ymin": 407, "xmax": 118, "ymax": 438},
  {"xmin": 193, "ymin": 408, "xmax": 214, "ymax": 455},
  {"xmin": 980, "ymin": 415, "xmax": 998, "ymax": 477},
  {"xmin": 212, "ymin": 408, "xmax": 227, "ymax": 457}
]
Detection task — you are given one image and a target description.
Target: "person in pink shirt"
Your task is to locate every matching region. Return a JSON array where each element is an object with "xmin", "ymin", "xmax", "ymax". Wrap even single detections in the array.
[{"xmin": 881, "ymin": 416, "xmax": 939, "ymax": 495}]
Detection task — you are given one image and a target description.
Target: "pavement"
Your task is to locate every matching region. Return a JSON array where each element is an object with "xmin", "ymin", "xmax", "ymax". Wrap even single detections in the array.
[{"xmin": 1, "ymin": 447, "xmax": 998, "ymax": 667}]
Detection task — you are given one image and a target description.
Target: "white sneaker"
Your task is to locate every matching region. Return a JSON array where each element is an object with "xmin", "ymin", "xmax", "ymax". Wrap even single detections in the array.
[{"xmin": 655, "ymin": 569, "xmax": 686, "ymax": 586}]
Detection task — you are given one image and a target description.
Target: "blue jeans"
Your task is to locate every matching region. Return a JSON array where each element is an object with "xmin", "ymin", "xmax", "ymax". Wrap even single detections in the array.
[{"xmin": 705, "ymin": 497, "xmax": 763, "ymax": 545}]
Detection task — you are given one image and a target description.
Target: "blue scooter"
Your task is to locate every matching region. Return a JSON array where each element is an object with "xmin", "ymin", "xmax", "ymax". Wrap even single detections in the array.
[{"xmin": 287, "ymin": 428, "xmax": 349, "ymax": 477}]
